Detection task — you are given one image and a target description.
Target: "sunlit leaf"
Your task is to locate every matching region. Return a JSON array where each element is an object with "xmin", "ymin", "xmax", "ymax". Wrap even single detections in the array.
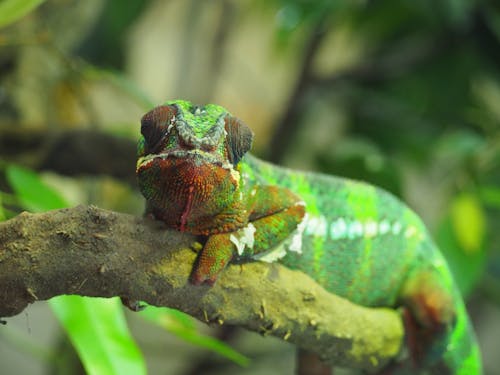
[
  {"xmin": 450, "ymin": 193, "xmax": 485, "ymax": 254},
  {"xmin": 0, "ymin": 0, "xmax": 46, "ymax": 28},
  {"xmin": 50, "ymin": 296, "xmax": 146, "ymax": 375},
  {"xmin": 437, "ymin": 213, "xmax": 487, "ymax": 296},
  {"xmin": 434, "ymin": 130, "xmax": 485, "ymax": 162},
  {"xmin": 140, "ymin": 306, "xmax": 250, "ymax": 367},
  {"xmin": 5, "ymin": 165, "xmax": 68, "ymax": 212}
]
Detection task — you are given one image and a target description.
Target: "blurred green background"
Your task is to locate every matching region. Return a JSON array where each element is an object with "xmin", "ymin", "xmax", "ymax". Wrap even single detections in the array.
[{"xmin": 0, "ymin": 0, "xmax": 499, "ymax": 374}]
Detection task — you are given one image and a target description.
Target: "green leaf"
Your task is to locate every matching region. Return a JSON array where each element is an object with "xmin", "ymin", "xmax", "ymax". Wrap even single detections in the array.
[
  {"xmin": 436, "ymin": 209, "xmax": 487, "ymax": 296},
  {"xmin": 0, "ymin": 0, "xmax": 46, "ymax": 28},
  {"xmin": 5, "ymin": 164, "xmax": 68, "ymax": 212},
  {"xmin": 50, "ymin": 296, "xmax": 146, "ymax": 375},
  {"xmin": 140, "ymin": 306, "xmax": 250, "ymax": 367},
  {"xmin": 450, "ymin": 193, "xmax": 485, "ymax": 254}
]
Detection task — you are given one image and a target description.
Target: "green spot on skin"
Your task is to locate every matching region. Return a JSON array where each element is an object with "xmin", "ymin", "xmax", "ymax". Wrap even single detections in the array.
[
  {"xmin": 137, "ymin": 137, "xmax": 146, "ymax": 157},
  {"xmin": 258, "ymin": 162, "xmax": 279, "ymax": 185},
  {"xmin": 166, "ymin": 100, "xmax": 228, "ymax": 138},
  {"xmin": 286, "ymin": 174, "xmax": 325, "ymax": 280},
  {"xmin": 313, "ymin": 235, "xmax": 325, "ymax": 284},
  {"xmin": 346, "ymin": 184, "xmax": 378, "ymax": 299}
]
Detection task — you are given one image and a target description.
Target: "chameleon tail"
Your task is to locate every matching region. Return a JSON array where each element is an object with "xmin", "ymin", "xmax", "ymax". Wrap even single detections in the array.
[
  {"xmin": 440, "ymin": 303, "xmax": 482, "ymax": 375},
  {"xmin": 400, "ymin": 262, "xmax": 482, "ymax": 374}
]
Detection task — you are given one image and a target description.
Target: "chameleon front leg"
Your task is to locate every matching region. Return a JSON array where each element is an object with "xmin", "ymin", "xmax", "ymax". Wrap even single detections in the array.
[{"xmin": 190, "ymin": 186, "xmax": 305, "ymax": 285}]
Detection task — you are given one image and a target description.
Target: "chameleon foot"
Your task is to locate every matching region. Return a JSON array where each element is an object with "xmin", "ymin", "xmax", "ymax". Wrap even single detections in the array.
[
  {"xmin": 190, "ymin": 233, "xmax": 234, "ymax": 285},
  {"xmin": 120, "ymin": 297, "xmax": 146, "ymax": 312}
]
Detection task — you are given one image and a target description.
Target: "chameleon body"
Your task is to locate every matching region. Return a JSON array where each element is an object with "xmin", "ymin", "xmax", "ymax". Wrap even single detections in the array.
[{"xmin": 136, "ymin": 100, "xmax": 482, "ymax": 374}]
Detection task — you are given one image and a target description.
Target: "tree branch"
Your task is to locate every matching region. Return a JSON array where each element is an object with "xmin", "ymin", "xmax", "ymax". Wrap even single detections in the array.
[{"xmin": 0, "ymin": 206, "xmax": 403, "ymax": 372}]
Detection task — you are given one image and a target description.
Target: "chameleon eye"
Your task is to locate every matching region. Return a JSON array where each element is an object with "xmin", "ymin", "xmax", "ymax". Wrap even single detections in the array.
[
  {"xmin": 224, "ymin": 115, "xmax": 254, "ymax": 165},
  {"xmin": 140, "ymin": 105, "xmax": 177, "ymax": 153}
]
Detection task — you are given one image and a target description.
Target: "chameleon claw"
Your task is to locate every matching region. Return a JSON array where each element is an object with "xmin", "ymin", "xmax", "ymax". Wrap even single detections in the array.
[
  {"xmin": 190, "ymin": 270, "xmax": 218, "ymax": 286},
  {"xmin": 190, "ymin": 233, "xmax": 233, "ymax": 286},
  {"xmin": 120, "ymin": 297, "xmax": 146, "ymax": 312}
]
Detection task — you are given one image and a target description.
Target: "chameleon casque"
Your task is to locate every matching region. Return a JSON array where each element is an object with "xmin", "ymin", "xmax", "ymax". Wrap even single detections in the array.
[{"xmin": 136, "ymin": 100, "xmax": 482, "ymax": 374}]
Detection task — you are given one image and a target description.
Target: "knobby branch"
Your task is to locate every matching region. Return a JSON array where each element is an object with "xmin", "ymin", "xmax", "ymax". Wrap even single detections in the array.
[{"xmin": 0, "ymin": 206, "xmax": 403, "ymax": 372}]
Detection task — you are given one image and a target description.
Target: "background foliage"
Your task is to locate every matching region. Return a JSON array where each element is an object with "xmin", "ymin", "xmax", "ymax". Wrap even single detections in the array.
[{"xmin": 0, "ymin": 0, "xmax": 499, "ymax": 374}]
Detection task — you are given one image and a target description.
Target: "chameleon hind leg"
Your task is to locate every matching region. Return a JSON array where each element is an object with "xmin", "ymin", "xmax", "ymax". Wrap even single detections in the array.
[
  {"xmin": 399, "ymin": 268, "xmax": 456, "ymax": 371},
  {"xmin": 190, "ymin": 185, "xmax": 305, "ymax": 285},
  {"xmin": 297, "ymin": 348, "xmax": 331, "ymax": 375}
]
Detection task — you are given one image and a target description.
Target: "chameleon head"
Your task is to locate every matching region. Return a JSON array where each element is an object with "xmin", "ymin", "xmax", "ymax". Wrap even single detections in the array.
[{"xmin": 136, "ymin": 100, "xmax": 253, "ymax": 232}]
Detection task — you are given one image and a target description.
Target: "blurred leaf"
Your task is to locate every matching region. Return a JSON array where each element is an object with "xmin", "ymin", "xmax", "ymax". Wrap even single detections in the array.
[
  {"xmin": 50, "ymin": 296, "xmax": 146, "ymax": 375},
  {"xmin": 5, "ymin": 165, "xmax": 68, "ymax": 212},
  {"xmin": 269, "ymin": 0, "xmax": 350, "ymax": 44},
  {"xmin": 484, "ymin": 4, "xmax": 500, "ymax": 45},
  {"xmin": 450, "ymin": 193, "xmax": 486, "ymax": 254},
  {"xmin": 0, "ymin": 0, "xmax": 46, "ymax": 28},
  {"xmin": 434, "ymin": 130, "xmax": 485, "ymax": 162},
  {"xmin": 0, "ymin": 194, "xmax": 5, "ymax": 221},
  {"xmin": 77, "ymin": 0, "xmax": 149, "ymax": 69},
  {"xmin": 140, "ymin": 306, "xmax": 250, "ymax": 367},
  {"xmin": 83, "ymin": 65, "xmax": 154, "ymax": 110},
  {"xmin": 275, "ymin": 3, "xmax": 302, "ymax": 33},
  {"xmin": 441, "ymin": 0, "xmax": 475, "ymax": 25},
  {"xmin": 437, "ymin": 217, "xmax": 486, "ymax": 296},
  {"xmin": 318, "ymin": 138, "xmax": 402, "ymax": 195},
  {"xmin": 480, "ymin": 185, "xmax": 500, "ymax": 208},
  {"xmin": 471, "ymin": 76, "xmax": 500, "ymax": 121}
]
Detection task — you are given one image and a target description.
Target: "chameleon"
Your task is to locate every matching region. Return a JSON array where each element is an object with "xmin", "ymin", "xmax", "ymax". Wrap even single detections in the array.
[{"xmin": 136, "ymin": 100, "xmax": 482, "ymax": 374}]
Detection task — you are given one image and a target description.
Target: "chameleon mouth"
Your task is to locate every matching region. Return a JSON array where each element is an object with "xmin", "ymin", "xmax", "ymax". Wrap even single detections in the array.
[{"xmin": 137, "ymin": 149, "xmax": 234, "ymax": 171}]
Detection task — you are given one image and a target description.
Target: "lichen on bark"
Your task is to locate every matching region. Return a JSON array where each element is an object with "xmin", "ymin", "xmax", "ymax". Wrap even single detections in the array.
[{"xmin": 0, "ymin": 205, "xmax": 403, "ymax": 372}]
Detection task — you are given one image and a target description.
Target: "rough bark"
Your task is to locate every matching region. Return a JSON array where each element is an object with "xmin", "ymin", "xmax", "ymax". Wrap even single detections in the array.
[{"xmin": 0, "ymin": 206, "xmax": 403, "ymax": 372}]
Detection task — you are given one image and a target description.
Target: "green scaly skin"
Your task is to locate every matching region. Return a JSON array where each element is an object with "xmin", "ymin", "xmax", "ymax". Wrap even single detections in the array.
[{"xmin": 136, "ymin": 100, "xmax": 482, "ymax": 374}]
